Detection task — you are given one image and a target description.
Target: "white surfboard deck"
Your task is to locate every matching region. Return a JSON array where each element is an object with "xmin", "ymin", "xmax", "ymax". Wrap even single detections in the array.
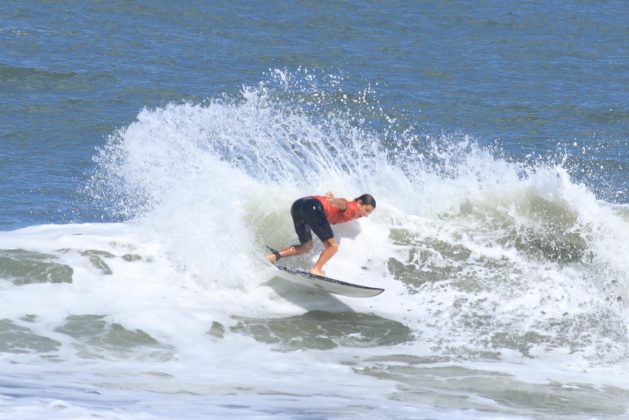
[{"xmin": 273, "ymin": 265, "xmax": 384, "ymax": 298}]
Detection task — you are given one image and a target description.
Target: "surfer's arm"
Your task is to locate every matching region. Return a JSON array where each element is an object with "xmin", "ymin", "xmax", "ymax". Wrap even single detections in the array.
[{"xmin": 325, "ymin": 192, "xmax": 348, "ymax": 210}]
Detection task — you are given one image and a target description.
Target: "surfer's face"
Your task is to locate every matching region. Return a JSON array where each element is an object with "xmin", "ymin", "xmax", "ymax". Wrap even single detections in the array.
[{"xmin": 358, "ymin": 204, "xmax": 375, "ymax": 218}]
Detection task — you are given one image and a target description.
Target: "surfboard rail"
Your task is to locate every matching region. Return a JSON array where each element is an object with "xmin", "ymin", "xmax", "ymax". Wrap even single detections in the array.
[{"xmin": 273, "ymin": 265, "xmax": 384, "ymax": 298}]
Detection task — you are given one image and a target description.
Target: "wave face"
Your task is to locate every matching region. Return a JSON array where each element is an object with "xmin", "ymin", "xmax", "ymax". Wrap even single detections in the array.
[{"xmin": 2, "ymin": 71, "xmax": 628, "ymax": 418}]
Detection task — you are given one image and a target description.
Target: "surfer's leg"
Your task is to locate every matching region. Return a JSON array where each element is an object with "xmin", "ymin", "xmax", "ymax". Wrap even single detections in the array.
[
  {"xmin": 299, "ymin": 198, "xmax": 336, "ymax": 275},
  {"xmin": 267, "ymin": 240, "xmax": 314, "ymax": 263},
  {"xmin": 266, "ymin": 198, "xmax": 315, "ymax": 264},
  {"xmin": 311, "ymin": 237, "xmax": 338, "ymax": 276},
  {"xmin": 306, "ymin": 204, "xmax": 335, "ymax": 275},
  {"xmin": 284, "ymin": 241, "xmax": 313, "ymax": 258}
]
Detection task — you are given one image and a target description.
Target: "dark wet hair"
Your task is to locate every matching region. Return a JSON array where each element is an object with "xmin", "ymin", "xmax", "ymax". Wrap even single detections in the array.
[{"xmin": 354, "ymin": 194, "xmax": 376, "ymax": 208}]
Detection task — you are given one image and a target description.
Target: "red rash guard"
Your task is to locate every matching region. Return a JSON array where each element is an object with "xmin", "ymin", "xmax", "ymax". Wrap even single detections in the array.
[{"xmin": 312, "ymin": 195, "xmax": 360, "ymax": 224}]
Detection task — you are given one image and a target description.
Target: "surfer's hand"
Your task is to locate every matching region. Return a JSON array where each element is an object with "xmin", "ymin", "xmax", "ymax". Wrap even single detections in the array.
[{"xmin": 326, "ymin": 192, "xmax": 347, "ymax": 210}]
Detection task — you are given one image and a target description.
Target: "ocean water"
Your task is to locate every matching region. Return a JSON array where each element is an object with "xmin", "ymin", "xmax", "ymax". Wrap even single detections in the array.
[{"xmin": 1, "ymin": 1, "xmax": 628, "ymax": 419}]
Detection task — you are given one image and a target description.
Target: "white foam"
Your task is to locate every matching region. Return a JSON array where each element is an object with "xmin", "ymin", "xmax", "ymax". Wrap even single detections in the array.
[
  {"xmin": 2, "ymin": 75, "xmax": 628, "ymax": 418},
  {"xmin": 85, "ymin": 76, "xmax": 628, "ymax": 365}
]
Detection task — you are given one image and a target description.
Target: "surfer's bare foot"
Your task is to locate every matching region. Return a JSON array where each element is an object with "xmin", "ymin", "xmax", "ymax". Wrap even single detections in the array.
[
  {"xmin": 266, "ymin": 254, "xmax": 277, "ymax": 264},
  {"xmin": 310, "ymin": 267, "xmax": 325, "ymax": 276}
]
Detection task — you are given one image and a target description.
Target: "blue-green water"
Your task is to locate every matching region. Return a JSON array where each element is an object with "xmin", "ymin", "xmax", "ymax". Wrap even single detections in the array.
[{"xmin": 1, "ymin": 1, "xmax": 628, "ymax": 419}]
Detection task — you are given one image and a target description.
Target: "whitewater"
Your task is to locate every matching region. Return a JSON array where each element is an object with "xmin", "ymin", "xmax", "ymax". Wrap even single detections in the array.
[{"xmin": 1, "ymin": 74, "xmax": 628, "ymax": 419}]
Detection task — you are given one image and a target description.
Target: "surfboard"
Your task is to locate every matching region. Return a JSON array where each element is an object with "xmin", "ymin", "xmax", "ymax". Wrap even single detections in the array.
[{"xmin": 272, "ymin": 265, "xmax": 384, "ymax": 298}]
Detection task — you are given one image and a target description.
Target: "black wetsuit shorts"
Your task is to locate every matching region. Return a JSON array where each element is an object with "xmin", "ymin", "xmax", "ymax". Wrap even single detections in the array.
[{"xmin": 290, "ymin": 197, "xmax": 334, "ymax": 244}]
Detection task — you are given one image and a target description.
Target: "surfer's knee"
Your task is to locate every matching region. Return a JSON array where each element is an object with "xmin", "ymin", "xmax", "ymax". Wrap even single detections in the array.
[
  {"xmin": 322, "ymin": 238, "xmax": 338, "ymax": 250},
  {"xmin": 293, "ymin": 241, "xmax": 313, "ymax": 255}
]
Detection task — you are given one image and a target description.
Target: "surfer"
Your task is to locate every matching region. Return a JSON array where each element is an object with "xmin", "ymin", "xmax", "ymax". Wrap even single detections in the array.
[{"xmin": 267, "ymin": 192, "xmax": 376, "ymax": 276}]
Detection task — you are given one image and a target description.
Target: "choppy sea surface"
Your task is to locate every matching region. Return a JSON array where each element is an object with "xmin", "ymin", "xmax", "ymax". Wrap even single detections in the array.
[{"xmin": 1, "ymin": 1, "xmax": 628, "ymax": 419}]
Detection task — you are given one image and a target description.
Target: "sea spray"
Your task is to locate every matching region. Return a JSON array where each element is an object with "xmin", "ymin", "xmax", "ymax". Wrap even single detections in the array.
[
  {"xmin": 86, "ymin": 72, "xmax": 628, "ymax": 355},
  {"xmin": 1, "ymin": 70, "xmax": 611, "ymax": 417}
]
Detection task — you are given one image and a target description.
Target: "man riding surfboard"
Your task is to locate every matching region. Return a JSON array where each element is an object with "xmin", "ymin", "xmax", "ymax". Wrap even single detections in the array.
[{"xmin": 267, "ymin": 192, "xmax": 376, "ymax": 276}]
